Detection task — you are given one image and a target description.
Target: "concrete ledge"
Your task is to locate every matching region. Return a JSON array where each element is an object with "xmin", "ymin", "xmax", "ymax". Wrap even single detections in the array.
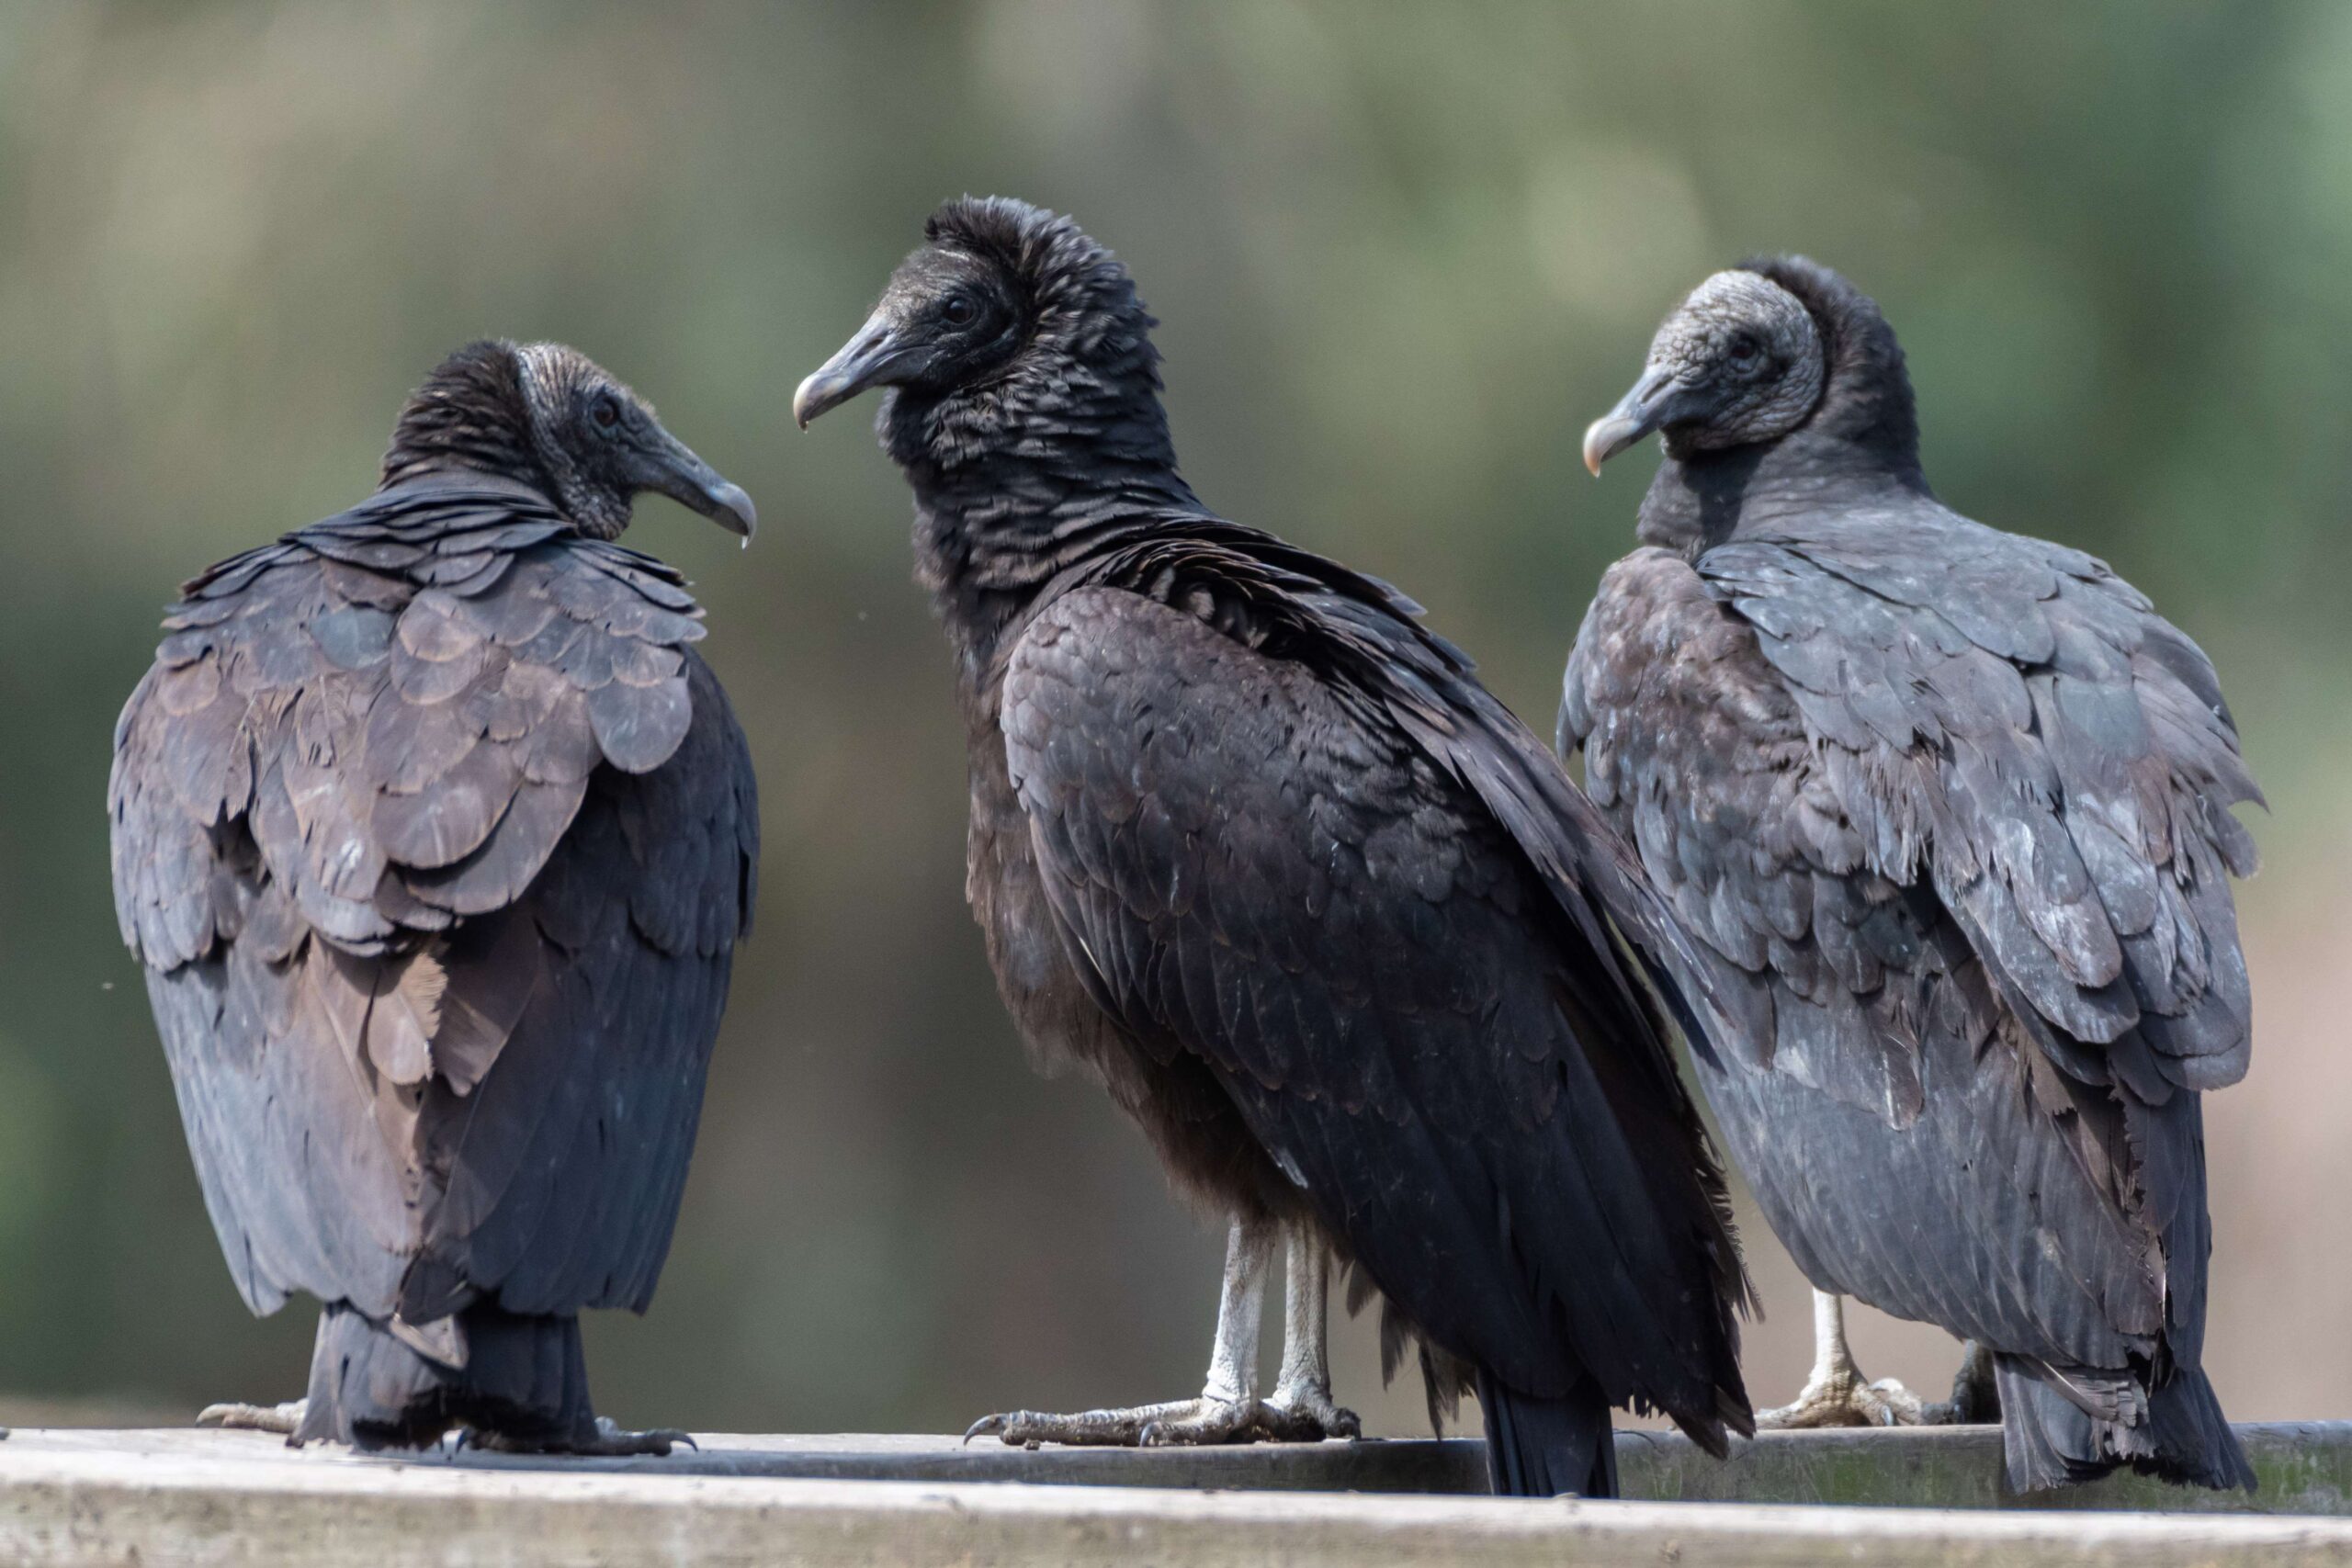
[
  {"xmin": 3, "ymin": 1431, "xmax": 2352, "ymax": 1568},
  {"xmin": 17, "ymin": 1421, "xmax": 2337, "ymax": 1512},
  {"xmin": 1631, "ymin": 1422, "xmax": 2352, "ymax": 1515}
]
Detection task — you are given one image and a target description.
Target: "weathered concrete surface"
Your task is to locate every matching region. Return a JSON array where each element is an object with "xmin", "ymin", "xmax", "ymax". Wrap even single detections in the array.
[
  {"xmin": 1631, "ymin": 1422, "xmax": 2352, "ymax": 1515},
  {"xmin": 17, "ymin": 1422, "xmax": 2338, "ymax": 1512},
  {"xmin": 2, "ymin": 1430, "xmax": 2351, "ymax": 1568}
]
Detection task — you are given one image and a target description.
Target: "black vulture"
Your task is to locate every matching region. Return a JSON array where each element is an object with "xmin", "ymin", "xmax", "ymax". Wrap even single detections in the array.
[
  {"xmin": 794, "ymin": 197, "xmax": 1750, "ymax": 1496},
  {"xmin": 1566, "ymin": 259, "xmax": 2259, "ymax": 1491},
  {"xmin": 109, "ymin": 341, "xmax": 760, "ymax": 1451}
]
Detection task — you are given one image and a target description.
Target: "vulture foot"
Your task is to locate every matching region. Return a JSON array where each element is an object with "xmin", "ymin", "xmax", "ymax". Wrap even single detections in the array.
[
  {"xmin": 1762, "ymin": 1289, "xmax": 1949, "ymax": 1429},
  {"xmin": 1760, "ymin": 1341, "xmax": 2001, "ymax": 1429},
  {"xmin": 965, "ymin": 1396, "xmax": 1332, "ymax": 1449},
  {"xmin": 1756, "ymin": 1368, "xmax": 1931, "ymax": 1428},
  {"xmin": 198, "ymin": 1399, "xmax": 307, "ymax": 1438},
  {"xmin": 576, "ymin": 1417, "xmax": 697, "ymax": 1457},
  {"xmin": 473, "ymin": 1417, "xmax": 696, "ymax": 1457},
  {"xmin": 1267, "ymin": 1378, "xmax": 1362, "ymax": 1440}
]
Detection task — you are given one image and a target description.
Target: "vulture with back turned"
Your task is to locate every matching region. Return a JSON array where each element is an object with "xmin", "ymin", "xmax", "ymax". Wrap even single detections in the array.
[
  {"xmin": 110, "ymin": 341, "xmax": 760, "ymax": 1451},
  {"xmin": 1566, "ymin": 258, "xmax": 2259, "ymax": 1491},
  {"xmin": 794, "ymin": 197, "xmax": 1751, "ymax": 1496}
]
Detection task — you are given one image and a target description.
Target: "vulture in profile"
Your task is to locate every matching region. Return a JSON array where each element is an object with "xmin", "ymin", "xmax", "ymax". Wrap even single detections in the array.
[
  {"xmin": 109, "ymin": 341, "xmax": 760, "ymax": 1451},
  {"xmin": 794, "ymin": 197, "xmax": 1750, "ymax": 1496},
  {"xmin": 1566, "ymin": 258, "xmax": 2258, "ymax": 1491}
]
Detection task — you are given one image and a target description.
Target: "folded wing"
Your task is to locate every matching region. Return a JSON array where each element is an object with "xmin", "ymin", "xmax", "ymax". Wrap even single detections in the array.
[
  {"xmin": 110, "ymin": 479, "xmax": 758, "ymax": 1324},
  {"xmin": 1005, "ymin": 568, "xmax": 1745, "ymax": 1440}
]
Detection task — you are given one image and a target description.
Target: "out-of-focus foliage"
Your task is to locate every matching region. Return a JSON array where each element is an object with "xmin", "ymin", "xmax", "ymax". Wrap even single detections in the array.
[{"xmin": 1, "ymin": 1, "xmax": 2346, "ymax": 1433}]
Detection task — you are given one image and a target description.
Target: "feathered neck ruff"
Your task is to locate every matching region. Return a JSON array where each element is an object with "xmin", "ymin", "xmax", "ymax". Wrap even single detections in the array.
[
  {"xmin": 1638, "ymin": 257, "xmax": 1930, "ymax": 555},
  {"xmin": 884, "ymin": 198, "xmax": 1205, "ymax": 671},
  {"xmin": 379, "ymin": 340, "xmax": 559, "ymax": 501}
]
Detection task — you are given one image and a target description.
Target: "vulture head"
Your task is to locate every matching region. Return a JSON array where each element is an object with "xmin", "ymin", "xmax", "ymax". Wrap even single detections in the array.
[
  {"xmin": 382, "ymin": 340, "xmax": 755, "ymax": 541},
  {"xmin": 793, "ymin": 197, "xmax": 1171, "ymax": 477},
  {"xmin": 1584, "ymin": 258, "xmax": 1922, "ymax": 480},
  {"xmin": 1582, "ymin": 269, "xmax": 1827, "ymax": 474}
]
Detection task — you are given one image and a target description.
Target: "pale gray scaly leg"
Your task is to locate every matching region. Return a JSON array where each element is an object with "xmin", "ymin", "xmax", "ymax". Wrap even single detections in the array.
[
  {"xmin": 967, "ymin": 1218, "xmax": 1340, "ymax": 1448},
  {"xmin": 1265, "ymin": 1228, "xmax": 1360, "ymax": 1438}
]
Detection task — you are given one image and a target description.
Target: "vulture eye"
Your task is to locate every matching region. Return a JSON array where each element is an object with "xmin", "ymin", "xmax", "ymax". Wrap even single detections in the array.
[
  {"xmin": 592, "ymin": 394, "xmax": 622, "ymax": 431},
  {"xmin": 941, "ymin": 293, "xmax": 978, "ymax": 328},
  {"xmin": 1726, "ymin": 332, "xmax": 1762, "ymax": 367}
]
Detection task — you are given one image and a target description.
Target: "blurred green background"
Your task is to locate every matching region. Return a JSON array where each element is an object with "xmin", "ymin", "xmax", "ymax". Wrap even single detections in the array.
[{"xmin": 1, "ymin": 0, "xmax": 2346, "ymax": 1437}]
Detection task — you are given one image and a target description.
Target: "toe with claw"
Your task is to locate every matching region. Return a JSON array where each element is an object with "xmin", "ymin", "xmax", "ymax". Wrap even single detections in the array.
[
  {"xmin": 971, "ymin": 1222, "xmax": 1362, "ymax": 1453},
  {"xmin": 1758, "ymin": 1366, "xmax": 1932, "ymax": 1428},
  {"xmin": 1140, "ymin": 1396, "xmax": 1313, "ymax": 1447},
  {"xmin": 967, "ymin": 1397, "xmax": 1321, "ymax": 1449},
  {"xmin": 1267, "ymin": 1380, "xmax": 1361, "ymax": 1441},
  {"xmin": 1761, "ymin": 1289, "xmax": 1953, "ymax": 1430},
  {"xmin": 470, "ymin": 1416, "xmax": 695, "ymax": 1457},
  {"xmin": 966, "ymin": 1401, "xmax": 1198, "ymax": 1448},
  {"xmin": 198, "ymin": 1399, "xmax": 308, "ymax": 1438},
  {"xmin": 578, "ymin": 1417, "xmax": 696, "ymax": 1456}
]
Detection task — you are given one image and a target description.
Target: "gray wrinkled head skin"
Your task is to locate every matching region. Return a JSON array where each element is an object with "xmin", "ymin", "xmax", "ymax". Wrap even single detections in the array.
[
  {"xmin": 791, "ymin": 197, "xmax": 1174, "ymax": 474},
  {"xmin": 793, "ymin": 197, "xmax": 1193, "ymax": 642},
  {"xmin": 515, "ymin": 344, "xmax": 753, "ymax": 541},
  {"xmin": 1582, "ymin": 269, "xmax": 1829, "ymax": 476},
  {"xmin": 381, "ymin": 340, "xmax": 753, "ymax": 543},
  {"xmin": 514, "ymin": 343, "xmax": 653, "ymax": 537},
  {"xmin": 1645, "ymin": 270, "xmax": 1826, "ymax": 455}
]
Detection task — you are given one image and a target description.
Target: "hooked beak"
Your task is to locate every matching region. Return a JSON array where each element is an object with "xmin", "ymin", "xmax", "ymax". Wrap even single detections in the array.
[
  {"xmin": 794, "ymin": 310, "xmax": 914, "ymax": 430},
  {"xmin": 1582, "ymin": 365, "xmax": 1698, "ymax": 477},
  {"xmin": 639, "ymin": 428, "xmax": 757, "ymax": 538}
]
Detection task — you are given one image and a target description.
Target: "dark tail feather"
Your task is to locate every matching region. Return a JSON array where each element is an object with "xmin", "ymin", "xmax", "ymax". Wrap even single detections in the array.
[
  {"xmin": 1475, "ymin": 1368, "xmax": 1616, "ymax": 1498},
  {"xmin": 1993, "ymin": 1353, "xmax": 2253, "ymax": 1493},
  {"xmin": 2147, "ymin": 1363, "xmax": 2256, "ymax": 1492},
  {"xmin": 296, "ymin": 1302, "xmax": 594, "ymax": 1450}
]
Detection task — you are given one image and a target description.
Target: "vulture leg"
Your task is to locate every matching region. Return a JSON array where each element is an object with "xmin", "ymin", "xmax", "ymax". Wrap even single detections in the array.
[
  {"xmin": 198, "ymin": 1399, "xmax": 308, "ymax": 1437},
  {"xmin": 1267, "ymin": 1229, "xmax": 1360, "ymax": 1438},
  {"xmin": 1757, "ymin": 1290, "xmax": 1939, "ymax": 1428},
  {"xmin": 967, "ymin": 1218, "xmax": 1338, "ymax": 1448},
  {"xmin": 1947, "ymin": 1340, "xmax": 2001, "ymax": 1425}
]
